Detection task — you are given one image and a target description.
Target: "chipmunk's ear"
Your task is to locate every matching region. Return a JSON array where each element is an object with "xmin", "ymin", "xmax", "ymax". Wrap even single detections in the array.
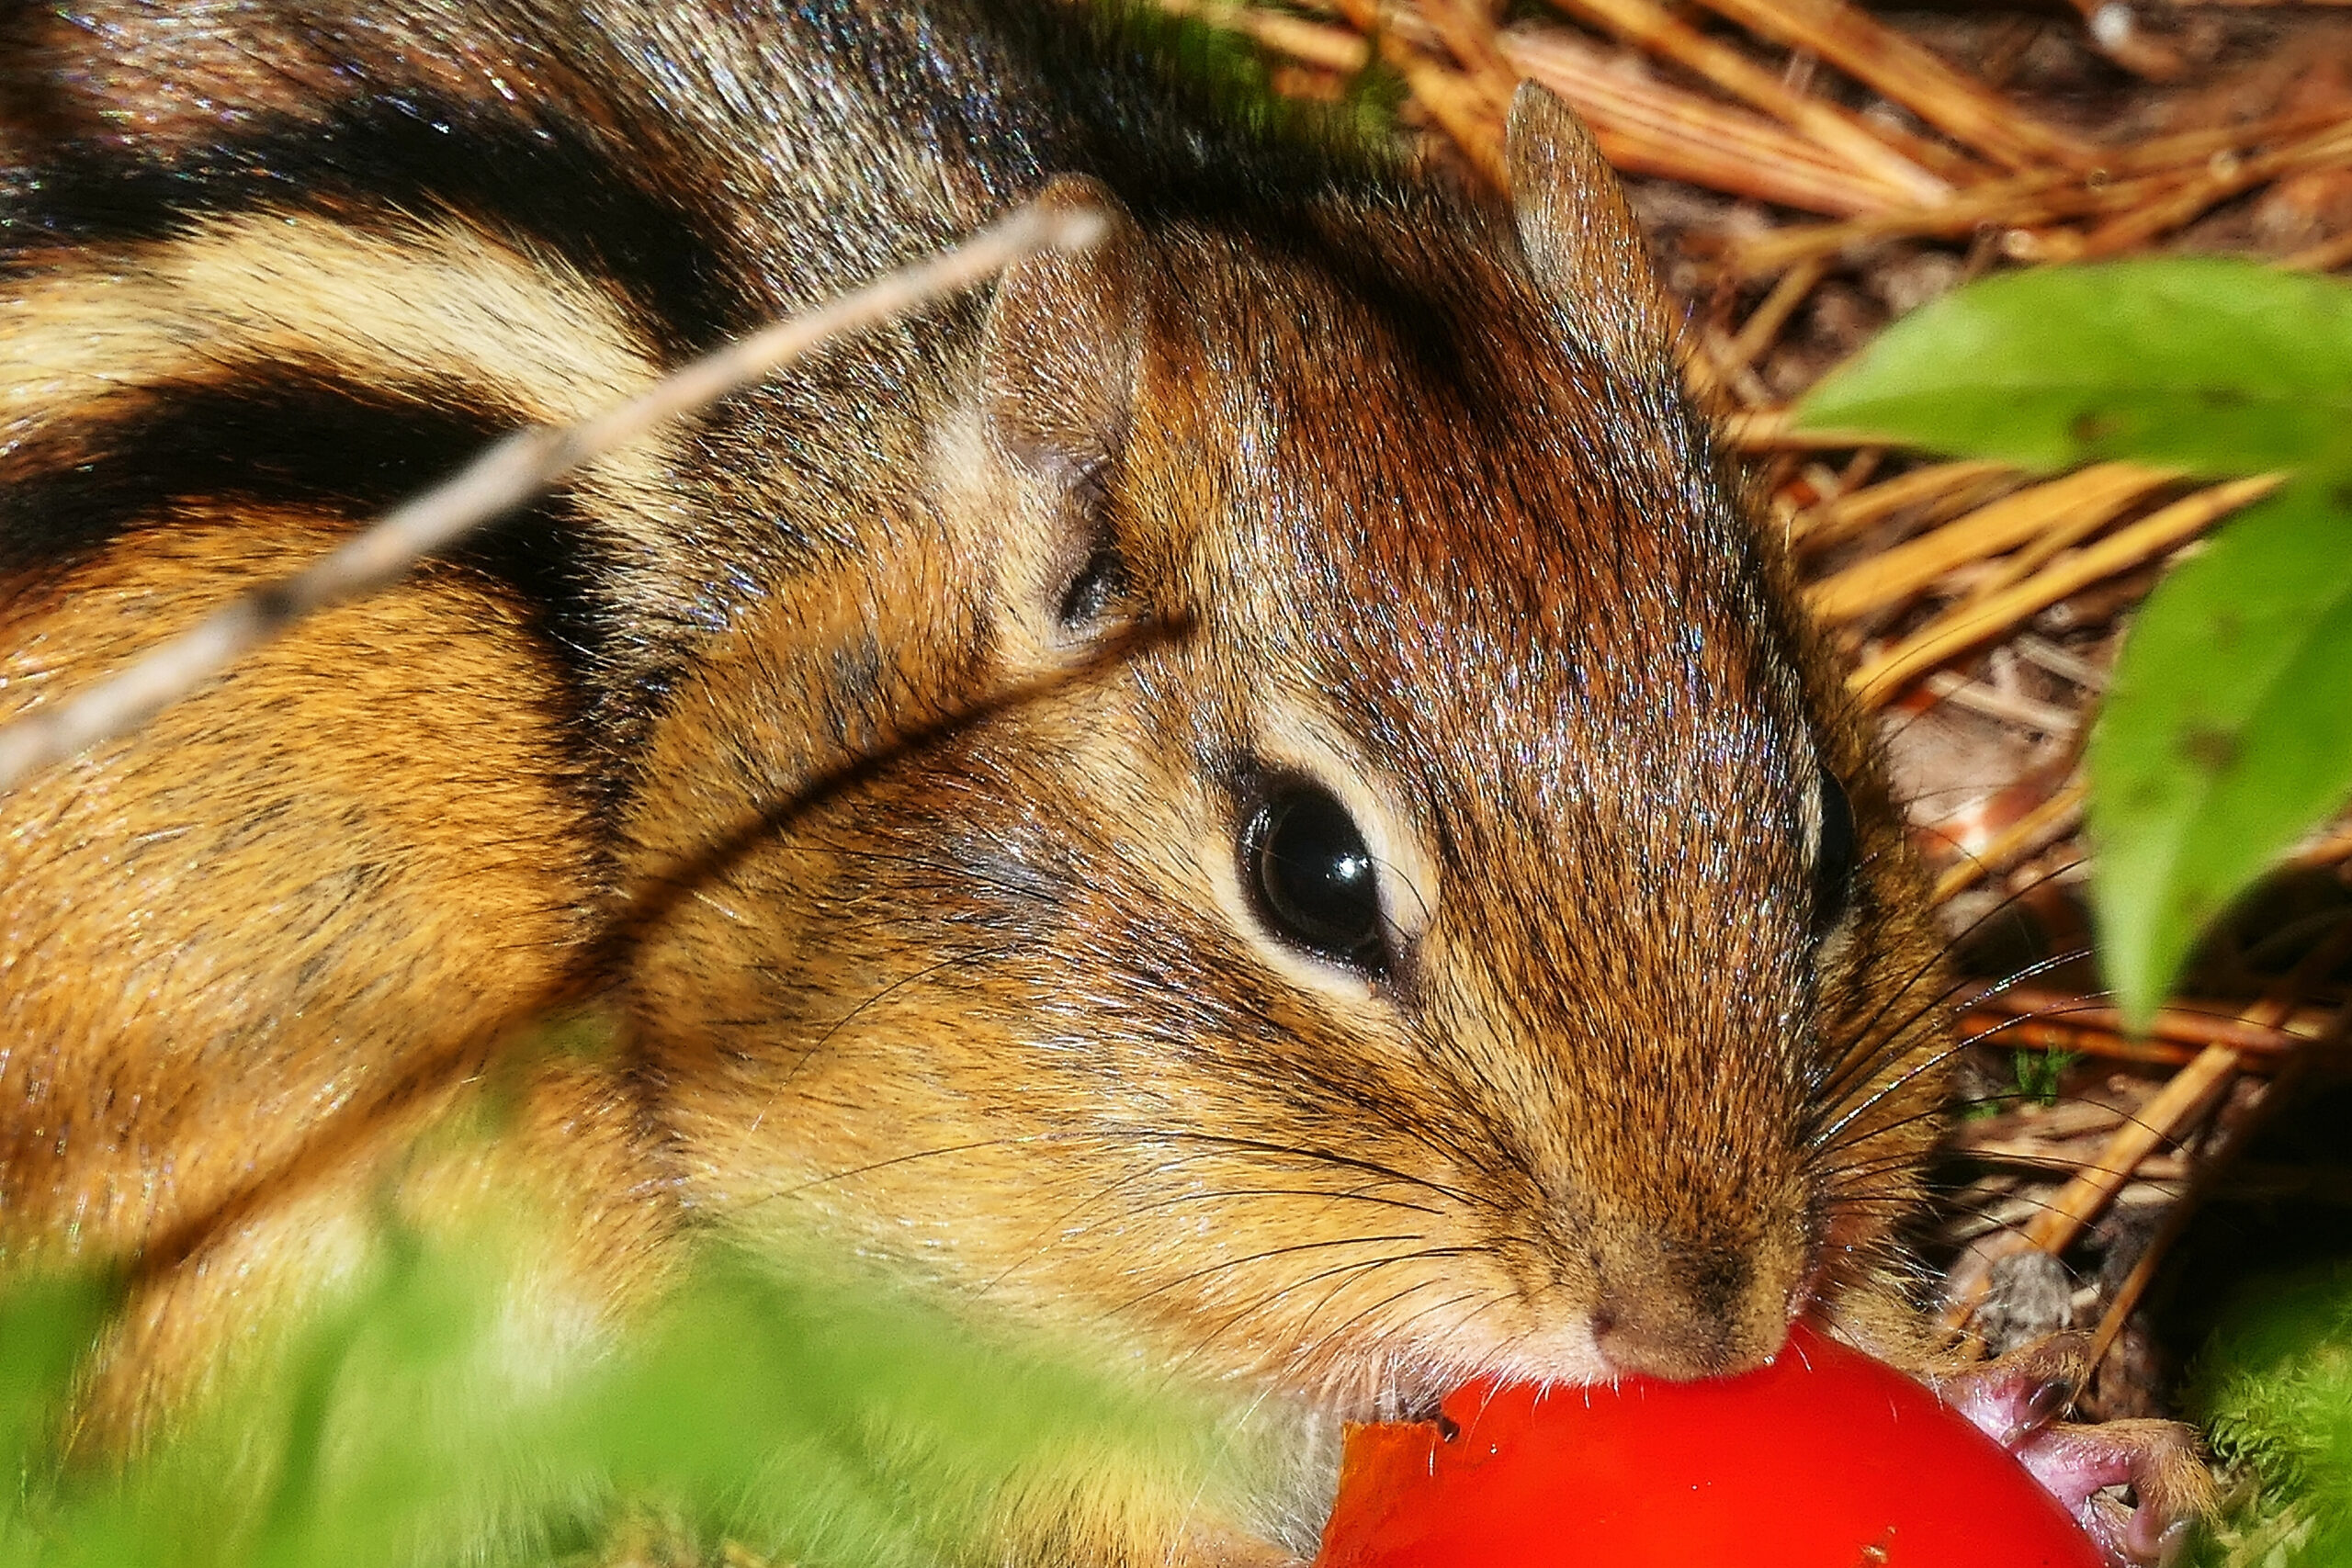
[
  {"xmin": 1506, "ymin": 83, "xmax": 1678, "ymax": 366},
  {"xmin": 974, "ymin": 175, "xmax": 1146, "ymax": 660},
  {"xmin": 981, "ymin": 175, "xmax": 1141, "ymax": 476}
]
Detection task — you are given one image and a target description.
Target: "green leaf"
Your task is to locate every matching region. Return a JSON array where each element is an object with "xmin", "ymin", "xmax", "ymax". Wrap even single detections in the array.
[
  {"xmin": 1794, "ymin": 258, "xmax": 2352, "ymax": 476},
  {"xmin": 2088, "ymin": 480, "xmax": 2352, "ymax": 1025},
  {"xmin": 0, "ymin": 1272, "xmax": 115, "ymax": 1478},
  {"xmin": 0, "ymin": 1217, "xmax": 1278, "ymax": 1568}
]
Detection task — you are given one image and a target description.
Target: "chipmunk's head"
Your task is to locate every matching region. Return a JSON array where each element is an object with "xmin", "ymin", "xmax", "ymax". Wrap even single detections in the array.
[{"xmin": 631, "ymin": 88, "xmax": 1946, "ymax": 1431}]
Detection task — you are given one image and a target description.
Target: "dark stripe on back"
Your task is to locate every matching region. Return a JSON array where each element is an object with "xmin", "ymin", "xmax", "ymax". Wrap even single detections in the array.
[
  {"xmin": 0, "ymin": 370, "xmax": 612, "ymax": 761},
  {"xmin": 5, "ymin": 93, "xmax": 742, "ymax": 363}
]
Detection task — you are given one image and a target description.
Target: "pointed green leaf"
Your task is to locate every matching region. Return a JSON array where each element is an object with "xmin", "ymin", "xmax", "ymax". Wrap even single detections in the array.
[
  {"xmin": 1794, "ymin": 258, "xmax": 2352, "ymax": 476},
  {"xmin": 2089, "ymin": 480, "xmax": 2352, "ymax": 1025}
]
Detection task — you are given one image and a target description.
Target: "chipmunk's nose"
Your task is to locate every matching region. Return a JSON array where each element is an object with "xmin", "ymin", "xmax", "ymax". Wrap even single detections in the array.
[{"xmin": 1588, "ymin": 1233, "xmax": 1795, "ymax": 1382}]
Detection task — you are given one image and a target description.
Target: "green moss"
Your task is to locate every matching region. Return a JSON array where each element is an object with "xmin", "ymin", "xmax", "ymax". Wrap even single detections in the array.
[{"xmin": 2189, "ymin": 1265, "xmax": 2352, "ymax": 1567}]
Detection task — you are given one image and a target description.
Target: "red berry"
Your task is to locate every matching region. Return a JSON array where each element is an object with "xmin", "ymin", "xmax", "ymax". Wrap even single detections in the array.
[{"xmin": 1316, "ymin": 1325, "xmax": 2101, "ymax": 1568}]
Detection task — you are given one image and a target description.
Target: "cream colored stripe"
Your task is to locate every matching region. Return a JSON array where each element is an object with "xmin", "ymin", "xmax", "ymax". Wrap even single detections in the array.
[
  {"xmin": 5, "ymin": 209, "xmax": 655, "ymax": 423},
  {"xmin": 2, "ymin": 209, "xmax": 680, "ymax": 546}
]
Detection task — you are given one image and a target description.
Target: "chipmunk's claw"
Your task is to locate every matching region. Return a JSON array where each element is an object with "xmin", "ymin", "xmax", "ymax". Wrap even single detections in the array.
[
  {"xmin": 2017, "ymin": 1419, "xmax": 2212, "ymax": 1566},
  {"xmin": 1931, "ymin": 1339, "xmax": 2213, "ymax": 1567},
  {"xmin": 1929, "ymin": 1331, "xmax": 2089, "ymax": 1448}
]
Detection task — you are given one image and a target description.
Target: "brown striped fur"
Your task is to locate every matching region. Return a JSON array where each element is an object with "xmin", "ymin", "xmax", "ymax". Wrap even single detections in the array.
[{"xmin": 3, "ymin": 2, "xmax": 1962, "ymax": 1559}]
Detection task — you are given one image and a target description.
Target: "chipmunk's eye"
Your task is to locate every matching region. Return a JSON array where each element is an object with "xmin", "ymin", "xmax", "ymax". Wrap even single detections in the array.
[
  {"xmin": 1244, "ymin": 782, "xmax": 1390, "ymax": 975},
  {"xmin": 1812, "ymin": 767, "xmax": 1858, "ymax": 938}
]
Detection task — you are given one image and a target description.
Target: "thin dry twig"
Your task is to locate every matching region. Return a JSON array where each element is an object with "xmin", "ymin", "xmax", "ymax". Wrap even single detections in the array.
[
  {"xmin": 1152, "ymin": 0, "xmax": 1373, "ymax": 71},
  {"xmin": 1961, "ymin": 477, "xmax": 2146, "ymax": 604},
  {"xmin": 1501, "ymin": 28, "xmax": 1925, "ymax": 213},
  {"xmin": 1811, "ymin": 463, "xmax": 2182, "ymax": 625},
  {"xmin": 2062, "ymin": 0, "xmax": 2191, "ymax": 80},
  {"xmin": 1955, "ymin": 1010, "xmax": 2278, "ymax": 1071},
  {"xmin": 2071, "ymin": 120, "xmax": 2352, "ymax": 258},
  {"xmin": 1919, "ymin": 669, "xmax": 2079, "ymax": 734},
  {"xmin": 1689, "ymin": 0, "xmax": 2094, "ymax": 170},
  {"xmin": 1944, "ymin": 923, "xmax": 2352, "ymax": 1329},
  {"xmin": 1724, "ymin": 255, "xmax": 1829, "ymax": 370},
  {"xmin": 1417, "ymin": 0, "xmax": 1522, "ymax": 109},
  {"xmin": 2086, "ymin": 1005, "xmax": 2352, "ymax": 1368},
  {"xmin": 1792, "ymin": 459, "xmax": 2019, "ymax": 551},
  {"xmin": 1729, "ymin": 110, "xmax": 2352, "ymax": 276},
  {"xmin": 1849, "ymin": 474, "xmax": 2283, "ymax": 704},
  {"xmin": 2127, "ymin": 109, "xmax": 2352, "ymax": 166},
  {"xmin": 1538, "ymin": 0, "xmax": 1956, "ymax": 202},
  {"xmin": 1720, "ymin": 408, "xmax": 1883, "ymax": 449},
  {"xmin": 1958, "ymin": 1139, "xmax": 2190, "ymax": 1183},
  {"xmin": 1728, "ymin": 170, "xmax": 2160, "ymax": 276},
  {"xmin": 1328, "ymin": 0, "xmax": 1513, "ymax": 184},
  {"xmin": 1968, "ymin": 984, "xmax": 2329, "ymax": 1055},
  {"xmin": 0, "ymin": 202, "xmax": 1103, "ymax": 797},
  {"xmin": 1929, "ymin": 780, "xmax": 2085, "ymax": 904}
]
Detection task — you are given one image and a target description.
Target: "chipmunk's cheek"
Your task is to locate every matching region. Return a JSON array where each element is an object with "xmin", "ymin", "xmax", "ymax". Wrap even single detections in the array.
[{"xmin": 1447, "ymin": 1321, "xmax": 1615, "ymax": 1394}]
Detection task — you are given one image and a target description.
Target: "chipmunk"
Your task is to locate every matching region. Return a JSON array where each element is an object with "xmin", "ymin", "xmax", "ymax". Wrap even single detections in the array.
[{"xmin": 0, "ymin": 0, "xmax": 2209, "ymax": 1561}]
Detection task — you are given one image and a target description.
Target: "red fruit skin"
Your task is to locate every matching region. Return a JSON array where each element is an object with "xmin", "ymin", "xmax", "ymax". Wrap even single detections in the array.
[{"xmin": 1315, "ymin": 1325, "xmax": 2102, "ymax": 1568}]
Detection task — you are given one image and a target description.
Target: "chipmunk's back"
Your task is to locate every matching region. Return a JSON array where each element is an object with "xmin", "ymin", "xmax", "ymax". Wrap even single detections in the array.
[{"xmin": 1, "ymin": 3, "xmax": 1967, "ymax": 1560}]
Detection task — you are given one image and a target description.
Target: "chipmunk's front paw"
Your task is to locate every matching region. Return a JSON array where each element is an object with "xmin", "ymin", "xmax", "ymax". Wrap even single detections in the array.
[
  {"xmin": 1930, "ymin": 1337, "xmax": 2214, "ymax": 1566},
  {"xmin": 2016, "ymin": 1417, "xmax": 2214, "ymax": 1566},
  {"xmin": 1929, "ymin": 1329, "xmax": 2091, "ymax": 1446}
]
